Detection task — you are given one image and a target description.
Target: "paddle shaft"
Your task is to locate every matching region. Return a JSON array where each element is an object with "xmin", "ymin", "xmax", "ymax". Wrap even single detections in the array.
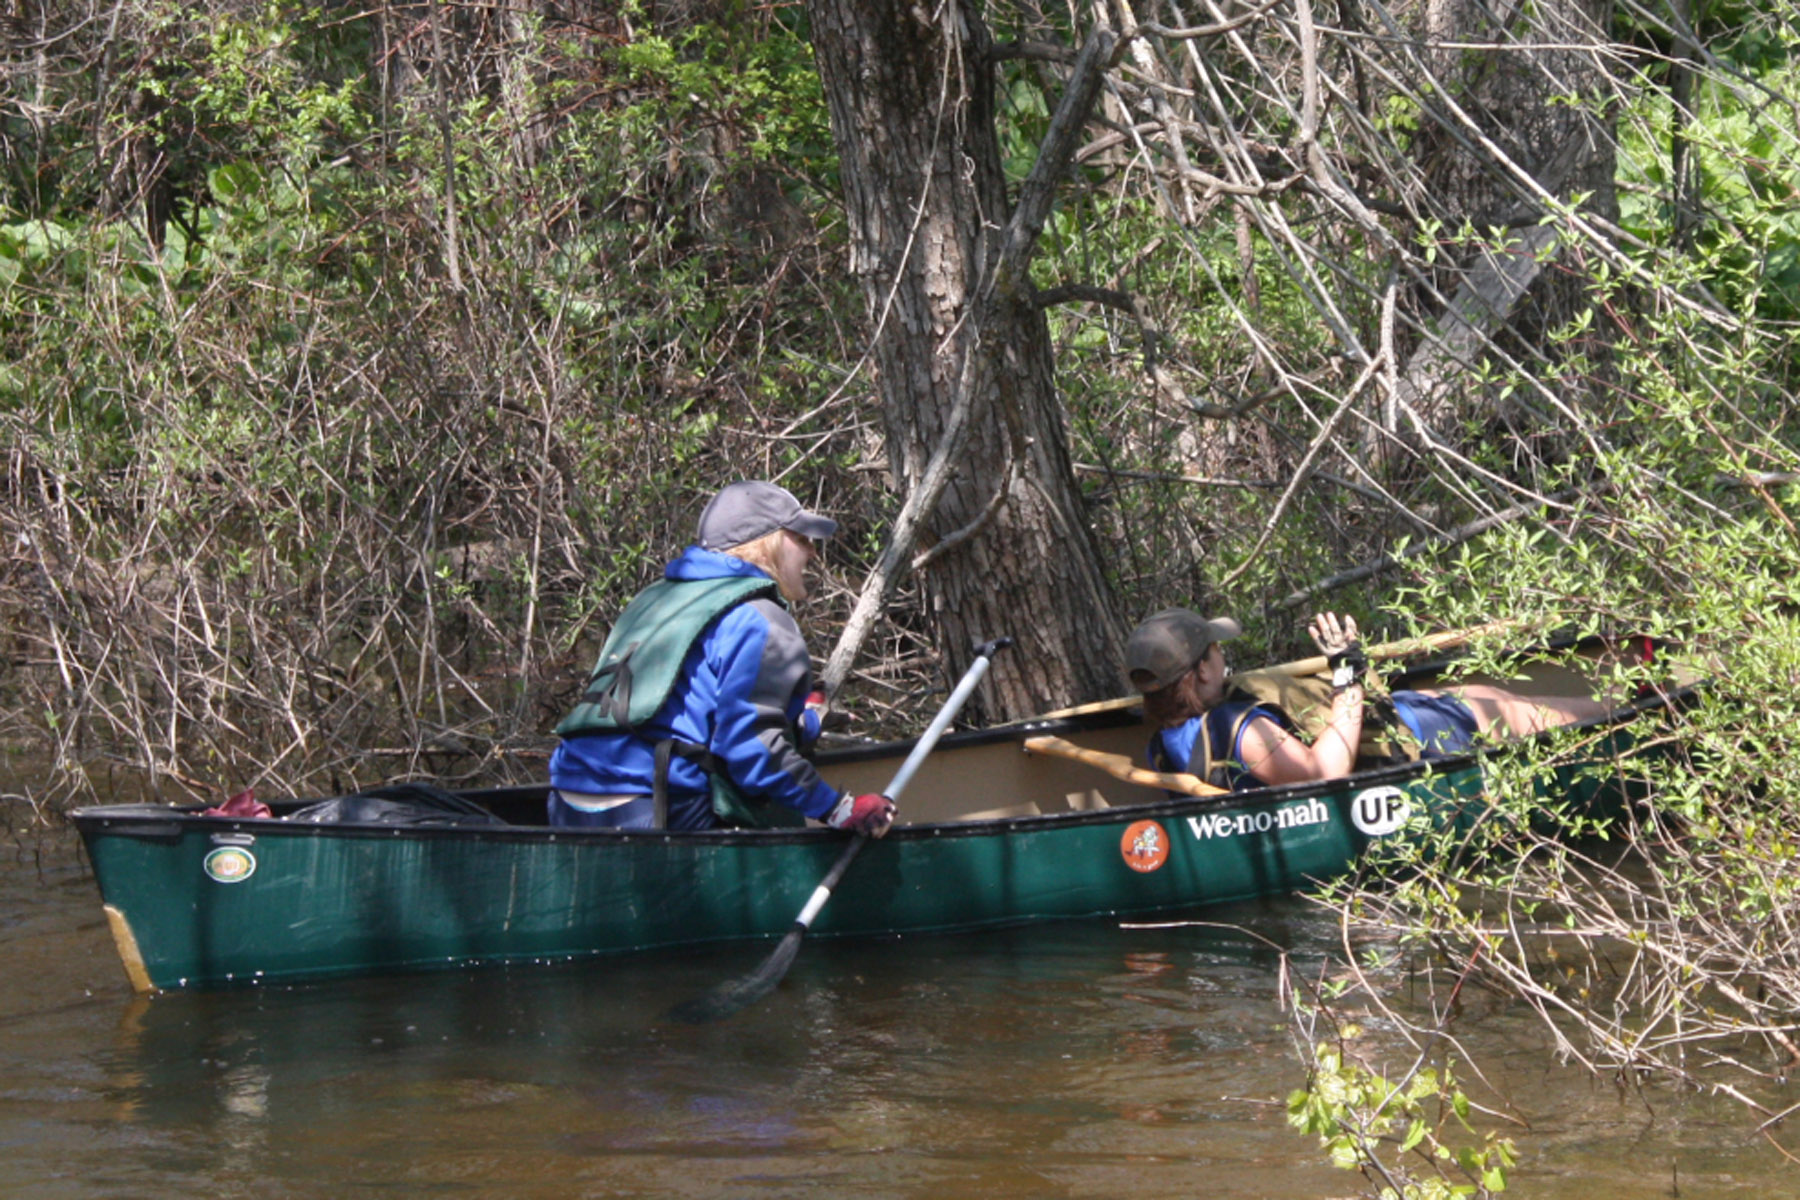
[
  {"xmin": 793, "ymin": 636, "xmax": 1012, "ymax": 929},
  {"xmin": 670, "ymin": 637, "xmax": 1015, "ymax": 1023},
  {"xmin": 1254, "ymin": 619, "xmax": 1527, "ymax": 680}
]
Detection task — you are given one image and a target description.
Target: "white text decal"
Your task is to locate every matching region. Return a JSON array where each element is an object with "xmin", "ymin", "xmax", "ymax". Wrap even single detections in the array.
[{"xmin": 1186, "ymin": 797, "xmax": 1331, "ymax": 841}]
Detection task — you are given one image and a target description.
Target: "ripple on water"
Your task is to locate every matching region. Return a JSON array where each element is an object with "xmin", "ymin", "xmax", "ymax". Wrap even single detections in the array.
[{"xmin": 3, "ymin": 827, "xmax": 1796, "ymax": 1198}]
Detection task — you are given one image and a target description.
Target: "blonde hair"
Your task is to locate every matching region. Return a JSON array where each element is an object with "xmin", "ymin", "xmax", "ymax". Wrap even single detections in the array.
[{"xmin": 723, "ymin": 529, "xmax": 803, "ymax": 603}]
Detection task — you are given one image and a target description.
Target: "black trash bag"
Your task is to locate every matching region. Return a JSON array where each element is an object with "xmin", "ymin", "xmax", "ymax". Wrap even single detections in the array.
[{"xmin": 287, "ymin": 782, "xmax": 507, "ymax": 827}]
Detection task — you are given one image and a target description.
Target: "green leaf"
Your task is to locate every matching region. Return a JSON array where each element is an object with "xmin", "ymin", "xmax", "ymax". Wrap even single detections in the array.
[{"xmin": 209, "ymin": 161, "xmax": 263, "ymax": 203}]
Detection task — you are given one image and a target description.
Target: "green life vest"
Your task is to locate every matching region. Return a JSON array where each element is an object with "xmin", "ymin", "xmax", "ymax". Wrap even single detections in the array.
[
  {"xmin": 555, "ymin": 574, "xmax": 777, "ymax": 738},
  {"xmin": 553, "ymin": 573, "xmax": 801, "ymax": 830}
]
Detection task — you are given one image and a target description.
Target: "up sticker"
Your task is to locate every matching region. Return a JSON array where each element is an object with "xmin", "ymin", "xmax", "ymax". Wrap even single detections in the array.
[{"xmin": 1349, "ymin": 786, "xmax": 1411, "ymax": 837}]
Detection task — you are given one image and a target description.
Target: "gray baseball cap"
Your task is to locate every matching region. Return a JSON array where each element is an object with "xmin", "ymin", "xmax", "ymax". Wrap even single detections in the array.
[
  {"xmin": 696, "ymin": 481, "xmax": 839, "ymax": 551},
  {"xmin": 1124, "ymin": 609, "xmax": 1242, "ymax": 692}
]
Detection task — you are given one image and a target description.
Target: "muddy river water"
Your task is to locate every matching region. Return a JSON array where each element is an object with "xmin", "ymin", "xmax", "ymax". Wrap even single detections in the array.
[{"xmin": 3, "ymin": 803, "xmax": 1793, "ymax": 1198}]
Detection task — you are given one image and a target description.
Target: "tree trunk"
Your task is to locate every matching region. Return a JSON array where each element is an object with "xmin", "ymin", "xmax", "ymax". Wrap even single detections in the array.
[
  {"xmin": 497, "ymin": 1, "xmax": 545, "ymax": 173},
  {"xmin": 805, "ymin": 2, "xmax": 1125, "ymax": 720},
  {"xmin": 1396, "ymin": 0, "xmax": 1619, "ymax": 440},
  {"xmin": 1421, "ymin": 0, "xmax": 1616, "ymax": 229}
]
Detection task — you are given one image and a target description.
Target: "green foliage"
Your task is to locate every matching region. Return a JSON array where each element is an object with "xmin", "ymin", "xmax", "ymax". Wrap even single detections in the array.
[
  {"xmin": 1616, "ymin": 7, "xmax": 1800, "ymax": 322},
  {"xmin": 609, "ymin": 18, "xmax": 828, "ymax": 163},
  {"xmin": 0, "ymin": 0, "xmax": 860, "ymax": 803},
  {"xmin": 1289, "ymin": 1043, "xmax": 1517, "ymax": 1198}
]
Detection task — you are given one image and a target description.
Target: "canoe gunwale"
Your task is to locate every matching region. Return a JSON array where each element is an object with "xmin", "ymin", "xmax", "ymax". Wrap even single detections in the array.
[
  {"xmin": 69, "ymin": 753, "xmax": 1453, "ymax": 847},
  {"xmin": 70, "ymin": 684, "xmax": 1683, "ymax": 845}
]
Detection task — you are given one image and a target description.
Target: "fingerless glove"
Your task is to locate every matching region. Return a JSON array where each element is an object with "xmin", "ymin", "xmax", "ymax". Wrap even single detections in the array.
[{"xmin": 1329, "ymin": 644, "xmax": 1368, "ymax": 692}]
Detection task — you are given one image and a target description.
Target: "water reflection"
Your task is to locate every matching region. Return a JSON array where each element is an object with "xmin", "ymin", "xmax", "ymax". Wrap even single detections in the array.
[
  {"xmin": 84, "ymin": 912, "xmax": 1344, "ymax": 1197},
  {"xmin": 7, "ymin": 826, "xmax": 1797, "ymax": 1198}
]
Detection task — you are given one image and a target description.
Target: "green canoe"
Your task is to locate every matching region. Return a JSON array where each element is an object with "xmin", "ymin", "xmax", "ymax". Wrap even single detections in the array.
[{"xmin": 73, "ymin": 643, "xmax": 1663, "ymax": 993}]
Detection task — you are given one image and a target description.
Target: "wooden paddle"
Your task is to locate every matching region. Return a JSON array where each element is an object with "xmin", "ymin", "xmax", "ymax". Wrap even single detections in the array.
[
  {"xmin": 1021, "ymin": 735, "xmax": 1227, "ymax": 797},
  {"xmin": 670, "ymin": 637, "xmax": 1014, "ymax": 1024},
  {"xmin": 1030, "ymin": 618, "xmax": 1536, "ymax": 721}
]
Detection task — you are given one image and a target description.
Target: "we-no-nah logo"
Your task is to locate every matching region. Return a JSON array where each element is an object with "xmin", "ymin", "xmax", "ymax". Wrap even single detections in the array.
[
  {"xmin": 1182, "ymin": 787, "xmax": 1413, "ymax": 842},
  {"xmin": 1186, "ymin": 797, "xmax": 1330, "ymax": 840}
]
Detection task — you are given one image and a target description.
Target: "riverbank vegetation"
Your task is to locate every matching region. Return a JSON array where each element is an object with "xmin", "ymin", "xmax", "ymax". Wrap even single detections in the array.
[{"xmin": 5, "ymin": 0, "xmax": 1798, "ymax": 1181}]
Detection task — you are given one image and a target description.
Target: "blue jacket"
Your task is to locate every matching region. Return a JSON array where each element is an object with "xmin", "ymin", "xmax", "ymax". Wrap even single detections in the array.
[{"xmin": 548, "ymin": 547, "xmax": 841, "ymax": 829}]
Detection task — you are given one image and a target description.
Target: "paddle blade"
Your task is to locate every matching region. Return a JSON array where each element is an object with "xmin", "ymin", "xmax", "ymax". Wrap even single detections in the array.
[{"xmin": 668, "ymin": 925, "xmax": 806, "ymax": 1024}]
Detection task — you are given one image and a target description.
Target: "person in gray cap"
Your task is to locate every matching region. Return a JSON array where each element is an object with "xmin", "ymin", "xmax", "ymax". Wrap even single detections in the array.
[
  {"xmin": 547, "ymin": 481, "xmax": 895, "ymax": 836},
  {"xmin": 1125, "ymin": 608, "xmax": 1609, "ymax": 791}
]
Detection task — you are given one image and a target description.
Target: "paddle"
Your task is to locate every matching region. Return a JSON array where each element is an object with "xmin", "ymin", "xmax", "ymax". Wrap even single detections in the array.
[
  {"xmin": 1029, "ymin": 618, "xmax": 1536, "ymax": 721},
  {"xmin": 1021, "ymin": 734, "xmax": 1228, "ymax": 797},
  {"xmin": 670, "ymin": 636, "xmax": 1015, "ymax": 1023}
]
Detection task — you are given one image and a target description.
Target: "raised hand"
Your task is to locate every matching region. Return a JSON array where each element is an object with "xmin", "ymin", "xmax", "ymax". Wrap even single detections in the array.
[{"xmin": 1309, "ymin": 612, "xmax": 1366, "ymax": 691}]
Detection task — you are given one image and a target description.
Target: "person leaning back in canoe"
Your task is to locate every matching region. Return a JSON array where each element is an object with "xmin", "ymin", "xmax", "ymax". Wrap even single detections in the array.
[
  {"xmin": 1123, "ymin": 609, "xmax": 1611, "ymax": 791},
  {"xmin": 546, "ymin": 481, "xmax": 895, "ymax": 836}
]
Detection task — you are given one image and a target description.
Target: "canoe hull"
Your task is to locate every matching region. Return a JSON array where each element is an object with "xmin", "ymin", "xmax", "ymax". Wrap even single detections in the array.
[{"xmin": 77, "ymin": 756, "xmax": 1483, "ymax": 991}]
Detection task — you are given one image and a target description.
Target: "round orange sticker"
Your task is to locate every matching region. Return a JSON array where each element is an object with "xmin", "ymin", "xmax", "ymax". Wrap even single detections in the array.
[{"xmin": 1120, "ymin": 820, "xmax": 1170, "ymax": 873}]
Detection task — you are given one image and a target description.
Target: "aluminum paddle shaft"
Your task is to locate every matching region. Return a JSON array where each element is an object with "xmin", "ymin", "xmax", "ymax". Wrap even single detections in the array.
[
  {"xmin": 791, "ymin": 635, "xmax": 1009, "ymax": 926},
  {"xmin": 672, "ymin": 636, "xmax": 1013, "ymax": 1022}
]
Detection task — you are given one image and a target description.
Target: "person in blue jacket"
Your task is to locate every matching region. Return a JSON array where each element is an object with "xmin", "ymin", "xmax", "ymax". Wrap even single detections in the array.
[
  {"xmin": 547, "ymin": 481, "xmax": 894, "ymax": 835},
  {"xmin": 1124, "ymin": 609, "xmax": 1610, "ymax": 792}
]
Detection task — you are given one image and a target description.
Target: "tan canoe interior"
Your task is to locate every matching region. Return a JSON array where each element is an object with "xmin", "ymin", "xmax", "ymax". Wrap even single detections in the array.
[
  {"xmin": 822, "ymin": 716, "xmax": 1167, "ymax": 826},
  {"xmin": 818, "ymin": 641, "xmax": 1688, "ymax": 827}
]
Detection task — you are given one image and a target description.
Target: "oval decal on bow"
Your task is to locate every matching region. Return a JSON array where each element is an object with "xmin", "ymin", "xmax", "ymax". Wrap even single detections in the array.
[
  {"xmin": 203, "ymin": 846, "xmax": 258, "ymax": 884},
  {"xmin": 1349, "ymin": 786, "xmax": 1411, "ymax": 837}
]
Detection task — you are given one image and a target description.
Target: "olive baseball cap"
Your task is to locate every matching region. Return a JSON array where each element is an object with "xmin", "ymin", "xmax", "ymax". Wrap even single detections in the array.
[
  {"xmin": 696, "ymin": 481, "xmax": 839, "ymax": 551},
  {"xmin": 1124, "ymin": 609, "xmax": 1242, "ymax": 692}
]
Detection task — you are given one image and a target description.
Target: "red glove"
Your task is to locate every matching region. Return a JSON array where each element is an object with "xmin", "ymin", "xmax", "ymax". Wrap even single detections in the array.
[{"xmin": 827, "ymin": 792, "xmax": 896, "ymax": 837}]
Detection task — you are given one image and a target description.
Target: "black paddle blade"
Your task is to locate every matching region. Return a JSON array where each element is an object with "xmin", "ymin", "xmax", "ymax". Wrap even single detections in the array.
[{"xmin": 668, "ymin": 925, "xmax": 805, "ymax": 1024}]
